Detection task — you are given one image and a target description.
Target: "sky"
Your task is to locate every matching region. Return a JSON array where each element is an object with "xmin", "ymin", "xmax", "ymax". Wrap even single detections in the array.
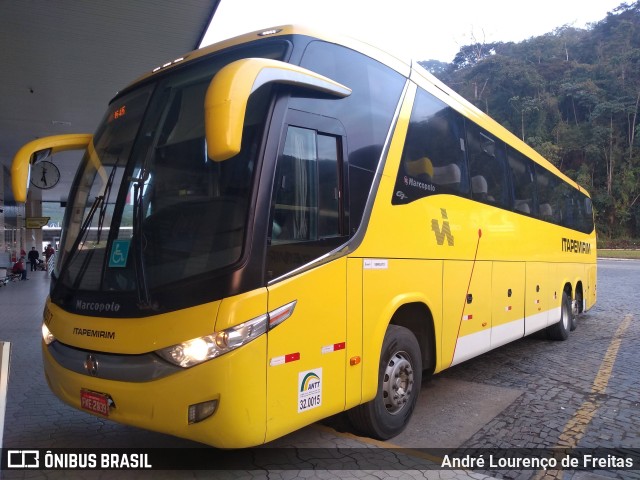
[{"xmin": 201, "ymin": 0, "xmax": 625, "ymax": 62}]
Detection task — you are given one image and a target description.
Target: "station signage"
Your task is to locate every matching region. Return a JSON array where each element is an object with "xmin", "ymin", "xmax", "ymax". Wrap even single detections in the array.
[{"xmin": 25, "ymin": 217, "xmax": 50, "ymax": 229}]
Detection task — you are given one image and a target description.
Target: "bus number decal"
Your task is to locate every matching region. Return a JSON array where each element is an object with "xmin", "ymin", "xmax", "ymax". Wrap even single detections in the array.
[
  {"xmin": 298, "ymin": 368, "xmax": 322, "ymax": 413},
  {"xmin": 364, "ymin": 259, "xmax": 388, "ymax": 270}
]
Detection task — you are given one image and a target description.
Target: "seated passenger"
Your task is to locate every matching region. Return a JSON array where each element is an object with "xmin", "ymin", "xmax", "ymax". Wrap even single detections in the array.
[
  {"xmin": 12, "ymin": 257, "xmax": 27, "ymax": 280},
  {"xmin": 432, "ymin": 163, "xmax": 461, "ymax": 187},
  {"xmin": 515, "ymin": 200, "xmax": 531, "ymax": 214},
  {"xmin": 471, "ymin": 175, "xmax": 489, "ymax": 202},
  {"xmin": 404, "ymin": 156, "xmax": 434, "ymax": 181},
  {"xmin": 539, "ymin": 203, "xmax": 553, "ymax": 219}
]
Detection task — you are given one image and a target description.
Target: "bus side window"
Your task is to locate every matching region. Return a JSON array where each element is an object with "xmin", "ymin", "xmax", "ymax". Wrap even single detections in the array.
[
  {"xmin": 581, "ymin": 195, "xmax": 595, "ymax": 233},
  {"xmin": 466, "ymin": 123, "xmax": 509, "ymax": 208},
  {"xmin": 535, "ymin": 165, "xmax": 561, "ymax": 224},
  {"xmin": 271, "ymin": 126, "xmax": 341, "ymax": 243},
  {"xmin": 393, "ymin": 89, "xmax": 468, "ymax": 204},
  {"xmin": 295, "ymin": 40, "xmax": 405, "ymax": 232},
  {"xmin": 267, "ymin": 123, "xmax": 346, "ymax": 279},
  {"xmin": 506, "ymin": 147, "xmax": 536, "ymax": 215}
]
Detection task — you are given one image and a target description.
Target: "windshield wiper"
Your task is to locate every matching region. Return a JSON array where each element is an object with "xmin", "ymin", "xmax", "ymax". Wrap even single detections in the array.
[
  {"xmin": 96, "ymin": 166, "xmax": 117, "ymax": 245},
  {"xmin": 131, "ymin": 171, "xmax": 154, "ymax": 309},
  {"xmin": 51, "ymin": 193, "xmax": 104, "ymax": 293},
  {"xmin": 52, "ymin": 164, "xmax": 118, "ymax": 293},
  {"xmin": 69, "ymin": 165, "xmax": 121, "ymax": 291}
]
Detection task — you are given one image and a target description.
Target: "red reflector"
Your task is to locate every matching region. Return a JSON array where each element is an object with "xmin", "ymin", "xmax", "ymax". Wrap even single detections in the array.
[
  {"xmin": 322, "ymin": 341, "xmax": 346, "ymax": 354},
  {"xmin": 270, "ymin": 352, "xmax": 301, "ymax": 366},
  {"xmin": 285, "ymin": 352, "xmax": 300, "ymax": 363}
]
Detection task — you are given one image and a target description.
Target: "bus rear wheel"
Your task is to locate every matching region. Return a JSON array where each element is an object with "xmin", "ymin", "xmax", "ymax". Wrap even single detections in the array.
[
  {"xmin": 569, "ymin": 294, "xmax": 581, "ymax": 331},
  {"xmin": 348, "ymin": 325, "xmax": 422, "ymax": 440},
  {"xmin": 547, "ymin": 292, "xmax": 571, "ymax": 341}
]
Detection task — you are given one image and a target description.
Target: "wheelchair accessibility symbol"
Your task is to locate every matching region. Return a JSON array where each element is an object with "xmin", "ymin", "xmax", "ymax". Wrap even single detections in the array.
[{"xmin": 109, "ymin": 239, "xmax": 131, "ymax": 268}]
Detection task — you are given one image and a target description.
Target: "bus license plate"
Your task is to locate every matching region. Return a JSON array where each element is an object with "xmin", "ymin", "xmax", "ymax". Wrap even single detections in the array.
[{"xmin": 80, "ymin": 389, "xmax": 110, "ymax": 417}]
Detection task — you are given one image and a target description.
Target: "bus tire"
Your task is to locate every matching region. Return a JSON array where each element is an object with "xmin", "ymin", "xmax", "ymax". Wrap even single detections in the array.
[
  {"xmin": 547, "ymin": 292, "xmax": 570, "ymax": 341},
  {"xmin": 569, "ymin": 297, "xmax": 578, "ymax": 331},
  {"xmin": 348, "ymin": 325, "xmax": 422, "ymax": 440},
  {"xmin": 569, "ymin": 312, "xmax": 577, "ymax": 331}
]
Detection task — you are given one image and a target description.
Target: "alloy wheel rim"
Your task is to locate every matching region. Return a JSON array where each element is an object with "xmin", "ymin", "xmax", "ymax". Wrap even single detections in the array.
[{"xmin": 382, "ymin": 351, "xmax": 414, "ymax": 414}]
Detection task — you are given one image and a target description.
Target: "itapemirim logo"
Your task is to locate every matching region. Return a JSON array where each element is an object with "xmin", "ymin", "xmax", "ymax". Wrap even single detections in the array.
[{"xmin": 431, "ymin": 208, "xmax": 455, "ymax": 246}]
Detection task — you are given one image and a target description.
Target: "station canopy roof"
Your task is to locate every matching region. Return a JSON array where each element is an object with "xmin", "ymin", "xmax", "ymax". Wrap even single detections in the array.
[{"xmin": 1, "ymin": 0, "xmax": 220, "ymax": 205}]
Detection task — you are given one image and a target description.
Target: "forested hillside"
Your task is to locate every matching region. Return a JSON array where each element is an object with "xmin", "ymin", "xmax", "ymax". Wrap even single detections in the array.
[{"xmin": 423, "ymin": 1, "xmax": 640, "ymax": 242}]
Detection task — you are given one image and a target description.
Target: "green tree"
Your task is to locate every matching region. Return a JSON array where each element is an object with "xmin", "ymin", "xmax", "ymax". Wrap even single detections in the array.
[{"xmin": 431, "ymin": 1, "xmax": 640, "ymax": 238}]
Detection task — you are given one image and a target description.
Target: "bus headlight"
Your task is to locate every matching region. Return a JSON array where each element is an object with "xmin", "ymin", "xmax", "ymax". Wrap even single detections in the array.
[
  {"xmin": 42, "ymin": 323, "xmax": 56, "ymax": 345},
  {"xmin": 156, "ymin": 314, "xmax": 268, "ymax": 368}
]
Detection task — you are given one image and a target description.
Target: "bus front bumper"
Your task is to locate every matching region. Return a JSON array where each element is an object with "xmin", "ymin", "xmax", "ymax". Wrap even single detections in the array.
[{"xmin": 42, "ymin": 336, "xmax": 268, "ymax": 449}]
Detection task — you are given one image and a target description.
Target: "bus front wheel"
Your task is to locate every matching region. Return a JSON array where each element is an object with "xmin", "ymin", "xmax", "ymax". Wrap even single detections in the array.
[{"xmin": 348, "ymin": 325, "xmax": 422, "ymax": 440}]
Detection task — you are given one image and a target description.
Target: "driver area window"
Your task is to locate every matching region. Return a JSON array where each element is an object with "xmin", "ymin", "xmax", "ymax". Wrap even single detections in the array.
[{"xmin": 267, "ymin": 123, "xmax": 345, "ymax": 279}]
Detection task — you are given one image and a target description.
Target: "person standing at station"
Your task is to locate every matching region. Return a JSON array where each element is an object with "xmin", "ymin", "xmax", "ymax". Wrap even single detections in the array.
[
  {"xmin": 28, "ymin": 247, "xmax": 40, "ymax": 271},
  {"xmin": 44, "ymin": 244, "xmax": 55, "ymax": 263},
  {"xmin": 44, "ymin": 244, "xmax": 56, "ymax": 275}
]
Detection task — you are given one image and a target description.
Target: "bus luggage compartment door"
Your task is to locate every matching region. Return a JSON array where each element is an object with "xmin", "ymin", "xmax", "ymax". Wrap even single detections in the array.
[{"xmin": 264, "ymin": 259, "xmax": 347, "ymax": 442}]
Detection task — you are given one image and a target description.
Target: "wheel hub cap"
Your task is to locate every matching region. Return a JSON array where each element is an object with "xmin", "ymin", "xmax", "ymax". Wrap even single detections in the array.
[{"xmin": 382, "ymin": 351, "xmax": 414, "ymax": 414}]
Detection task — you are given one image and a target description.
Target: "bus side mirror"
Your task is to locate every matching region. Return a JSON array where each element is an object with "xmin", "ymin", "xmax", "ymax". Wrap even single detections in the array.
[
  {"xmin": 204, "ymin": 57, "xmax": 351, "ymax": 162},
  {"xmin": 11, "ymin": 134, "xmax": 92, "ymax": 202}
]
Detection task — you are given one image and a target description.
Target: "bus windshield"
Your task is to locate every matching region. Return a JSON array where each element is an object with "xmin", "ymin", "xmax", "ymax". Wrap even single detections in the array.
[{"xmin": 55, "ymin": 41, "xmax": 287, "ymax": 303}]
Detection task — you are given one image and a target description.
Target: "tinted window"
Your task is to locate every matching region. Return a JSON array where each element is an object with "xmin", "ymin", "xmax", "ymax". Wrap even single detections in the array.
[
  {"xmin": 535, "ymin": 166, "xmax": 594, "ymax": 233},
  {"xmin": 535, "ymin": 165, "xmax": 563, "ymax": 225},
  {"xmin": 393, "ymin": 88, "xmax": 468, "ymax": 204},
  {"xmin": 507, "ymin": 147, "xmax": 536, "ymax": 215},
  {"xmin": 271, "ymin": 127, "xmax": 341, "ymax": 243},
  {"xmin": 54, "ymin": 41, "xmax": 289, "ymax": 315},
  {"xmin": 466, "ymin": 122, "xmax": 509, "ymax": 208},
  {"xmin": 577, "ymin": 194, "xmax": 595, "ymax": 233},
  {"xmin": 560, "ymin": 184, "xmax": 594, "ymax": 234},
  {"xmin": 267, "ymin": 123, "xmax": 346, "ymax": 279},
  {"xmin": 294, "ymin": 41, "xmax": 405, "ymax": 231}
]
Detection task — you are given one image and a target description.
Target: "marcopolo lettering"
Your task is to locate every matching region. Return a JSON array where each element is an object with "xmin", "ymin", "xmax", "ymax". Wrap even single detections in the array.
[
  {"xmin": 562, "ymin": 237, "xmax": 591, "ymax": 254},
  {"xmin": 405, "ymin": 175, "xmax": 436, "ymax": 192},
  {"xmin": 76, "ymin": 300, "xmax": 121, "ymax": 313}
]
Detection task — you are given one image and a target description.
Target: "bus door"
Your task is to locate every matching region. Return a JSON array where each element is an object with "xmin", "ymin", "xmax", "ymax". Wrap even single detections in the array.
[
  {"xmin": 264, "ymin": 109, "xmax": 349, "ymax": 442},
  {"xmin": 491, "ymin": 262, "xmax": 525, "ymax": 348},
  {"xmin": 444, "ymin": 260, "xmax": 492, "ymax": 366},
  {"xmin": 524, "ymin": 263, "xmax": 550, "ymax": 334}
]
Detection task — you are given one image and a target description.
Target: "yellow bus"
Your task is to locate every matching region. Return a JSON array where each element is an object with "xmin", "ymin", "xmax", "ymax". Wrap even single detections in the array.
[{"xmin": 12, "ymin": 25, "xmax": 597, "ymax": 448}]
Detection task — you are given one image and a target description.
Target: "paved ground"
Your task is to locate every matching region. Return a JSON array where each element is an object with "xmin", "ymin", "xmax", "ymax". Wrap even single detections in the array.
[
  {"xmin": 0, "ymin": 259, "xmax": 638, "ymax": 479},
  {"xmin": 435, "ymin": 259, "xmax": 640, "ymax": 479}
]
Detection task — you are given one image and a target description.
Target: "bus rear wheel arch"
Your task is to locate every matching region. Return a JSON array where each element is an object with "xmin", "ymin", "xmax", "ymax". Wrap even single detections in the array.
[{"xmin": 347, "ymin": 324, "xmax": 422, "ymax": 440}]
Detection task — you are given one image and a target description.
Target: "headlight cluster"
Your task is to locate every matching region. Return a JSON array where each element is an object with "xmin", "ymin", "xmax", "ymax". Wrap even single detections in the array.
[
  {"xmin": 156, "ymin": 314, "xmax": 268, "ymax": 368},
  {"xmin": 42, "ymin": 323, "xmax": 56, "ymax": 345},
  {"xmin": 42, "ymin": 301, "xmax": 296, "ymax": 370}
]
